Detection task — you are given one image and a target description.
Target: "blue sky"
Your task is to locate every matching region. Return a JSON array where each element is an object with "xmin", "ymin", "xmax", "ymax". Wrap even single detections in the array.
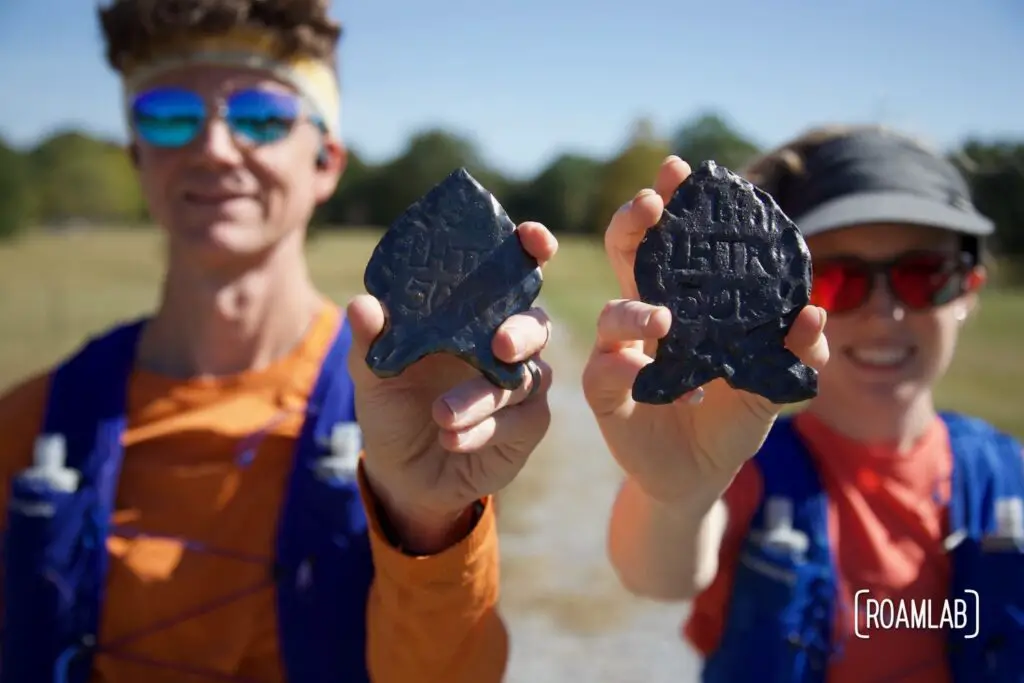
[{"xmin": 1, "ymin": 0, "xmax": 1021, "ymax": 178}]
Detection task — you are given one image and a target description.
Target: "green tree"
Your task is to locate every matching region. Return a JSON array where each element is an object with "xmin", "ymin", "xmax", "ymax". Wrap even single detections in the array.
[
  {"xmin": 314, "ymin": 148, "xmax": 378, "ymax": 229},
  {"xmin": 371, "ymin": 129, "xmax": 505, "ymax": 226},
  {"xmin": 30, "ymin": 131, "xmax": 144, "ymax": 225},
  {"xmin": 509, "ymin": 153, "xmax": 602, "ymax": 234},
  {"xmin": 955, "ymin": 140, "xmax": 1024, "ymax": 256},
  {"xmin": 0, "ymin": 138, "xmax": 35, "ymax": 241},
  {"xmin": 671, "ymin": 112, "xmax": 761, "ymax": 171},
  {"xmin": 585, "ymin": 118, "xmax": 671, "ymax": 234}
]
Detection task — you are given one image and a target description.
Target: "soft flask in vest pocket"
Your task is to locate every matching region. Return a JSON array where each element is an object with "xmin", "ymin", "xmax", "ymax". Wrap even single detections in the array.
[
  {"xmin": 702, "ymin": 421, "xmax": 840, "ymax": 683},
  {"xmin": 2, "ymin": 316, "xmax": 376, "ymax": 683},
  {"xmin": 948, "ymin": 488, "xmax": 1024, "ymax": 682},
  {"xmin": 3, "ymin": 434, "xmax": 98, "ymax": 682}
]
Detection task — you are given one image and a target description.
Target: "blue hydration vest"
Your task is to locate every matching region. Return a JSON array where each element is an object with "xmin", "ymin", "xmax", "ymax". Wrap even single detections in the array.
[
  {"xmin": 1, "ymin": 316, "xmax": 374, "ymax": 683},
  {"xmin": 702, "ymin": 413, "xmax": 1024, "ymax": 683}
]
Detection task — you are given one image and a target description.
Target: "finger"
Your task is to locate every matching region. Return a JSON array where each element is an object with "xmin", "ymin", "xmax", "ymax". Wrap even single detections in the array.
[
  {"xmin": 516, "ymin": 221, "xmax": 559, "ymax": 267},
  {"xmin": 601, "ymin": 154, "xmax": 691, "ymax": 268},
  {"xmin": 493, "ymin": 307, "xmax": 552, "ymax": 363},
  {"xmin": 784, "ymin": 305, "xmax": 830, "ymax": 371},
  {"xmin": 652, "ymin": 155, "xmax": 692, "ymax": 205},
  {"xmin": 581, "ymin": 345, "xmax": 650, "ymax": 418},
  {"xmin": 605, "ymin": 189, "xmax": 663, "ymax": 252},
  {"xmin": 594, "ymin": 299, "xmax": 672, "ymax": 353},
  {"xmin": 582, "ymin": 343, "xmax": 704, "ymax": 418},
  {"xmin": 345, "ymin": 293, "xmax": 387, "ymax": 382},
  {"xmin": 439, "ymin": 390, "xmax": 551, "ymax": 453},
  {"xmin": 433, "ymin": 357, "xmax": 553, "ymax": 431},
  {"xmin": 602, "ymin": 190, "xmax": 662, "ymax": 299}
]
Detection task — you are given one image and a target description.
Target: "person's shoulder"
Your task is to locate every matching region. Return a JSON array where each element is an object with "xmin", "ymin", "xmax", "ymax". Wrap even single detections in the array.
[
  {"xmin": 0, "ymin": 370, "xmax": 51, "ymax": 429},
  {"xmin": 0, "ymin": 320, "xmax": 141, "ymax": 458},
  {"xmin": 940, "ymin": 411, "xmax": 1024, "ymax": 479},
  {"xmin": 941, "ymin": 411, "xmax": 1020, "ymax": 446}
]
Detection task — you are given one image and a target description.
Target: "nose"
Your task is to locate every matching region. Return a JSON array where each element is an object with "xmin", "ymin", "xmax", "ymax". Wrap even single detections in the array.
[
  {"xmin": 191, "ymin": 117, "xmax": 244, "ymax": 167},
  {"xmin": 860, "ymin": 272, "xmax": 906, "ymax": 322}
]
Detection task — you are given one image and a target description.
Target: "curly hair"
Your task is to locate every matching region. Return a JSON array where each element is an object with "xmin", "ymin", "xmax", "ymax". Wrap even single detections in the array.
[{"xmin": 97, "ymin": 0, "xmax": 343, "ymax": 73}]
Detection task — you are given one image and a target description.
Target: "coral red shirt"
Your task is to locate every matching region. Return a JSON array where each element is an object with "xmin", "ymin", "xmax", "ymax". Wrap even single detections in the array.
[{"xmin": 685, "ymin": 411, "xmax": 955, "ymax": 683}]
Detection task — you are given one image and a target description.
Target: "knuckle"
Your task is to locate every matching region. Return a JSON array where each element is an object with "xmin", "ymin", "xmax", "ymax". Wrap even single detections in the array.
[
  {"xmin": 580, "ymin": 356, "xmax": 606, "ymax": 404},
  {"xmin": 600, "ymin": 298, "xmax": 628, "ymax": 325},
  {"xmin": 537, "ymin": 401, "xmax": 552, "ymax": 430},
  {"xmin": 599, "ymin": 299, "xmax": 619, "ymax": 321},
  {"xmin": 627, "ymin": 301, "xmax": 649, "ymax": 326}
]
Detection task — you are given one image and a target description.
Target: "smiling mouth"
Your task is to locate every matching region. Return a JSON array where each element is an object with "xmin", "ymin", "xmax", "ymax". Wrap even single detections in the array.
[
  {"xmin": 844, "ymin": 346, "xmax": 916, "ymax": 370},
  {"xmin": 184, "ymin": 191, "xmax": 253, "ymax": 204}
]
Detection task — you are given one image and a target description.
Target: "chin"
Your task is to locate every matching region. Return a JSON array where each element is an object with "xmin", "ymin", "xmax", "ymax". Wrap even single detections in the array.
[
  {"xmin": 168, "ymin": 220, "xmax": 276, "ymax": 268},
  {"xmin": 823, "ymin": 361, "xmax": 925, "ymax": 409},
  {"xmin": 840, "ymin": 374, "xmax": 933, "ymax": 412}
]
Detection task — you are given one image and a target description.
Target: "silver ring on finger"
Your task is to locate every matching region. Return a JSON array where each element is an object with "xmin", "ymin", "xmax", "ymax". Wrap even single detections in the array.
[{"xmin": 523, "ymin": 358, "xmax": 543, "ymax": 398}]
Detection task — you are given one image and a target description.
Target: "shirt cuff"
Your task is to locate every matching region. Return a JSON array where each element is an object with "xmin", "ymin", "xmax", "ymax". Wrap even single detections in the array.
[{"xmin": 358, "ymin": 459, "xmax": 497, "ymax": 582}]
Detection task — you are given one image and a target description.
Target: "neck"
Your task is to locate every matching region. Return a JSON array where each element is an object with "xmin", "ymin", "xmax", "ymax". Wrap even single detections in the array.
[
  {"xmin": 139, "ymin": 233, "xmax": 325, "ymax": 378},
  {"xmin": 805, "ymin": 391, "xmax": 938, "ymax": 452}
]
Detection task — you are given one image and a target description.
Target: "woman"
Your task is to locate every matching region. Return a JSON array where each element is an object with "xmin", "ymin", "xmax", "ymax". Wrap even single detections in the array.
[{"xmin": 583, "ymin": 125, "xmax": 1023, "ymax": 683}]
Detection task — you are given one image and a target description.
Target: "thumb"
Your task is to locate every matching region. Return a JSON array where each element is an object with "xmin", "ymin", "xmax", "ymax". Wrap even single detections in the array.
[
  {"xmin": 345, "ymin": 293, "xmax": 387, "ymax": 385},
  {"xmin": 784, "ymin": 305, "xmax": 830, "ymax": 371}
]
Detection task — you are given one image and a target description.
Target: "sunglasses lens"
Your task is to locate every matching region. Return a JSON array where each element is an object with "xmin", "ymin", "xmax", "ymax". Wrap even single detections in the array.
[
  {"xmin": 811, "ymin": 260, "xmax": 871, "ymax": 313},
  {"xmin": 226, "ymin": 90, "xmax": 301, "ymax": 145},
  {"xmin": 132, "ymin": 88, "xmax": 205, "ymax": 148},
  {"xmin": 889, "ymin": 253, "xmax": 960, "ymax": 308}
]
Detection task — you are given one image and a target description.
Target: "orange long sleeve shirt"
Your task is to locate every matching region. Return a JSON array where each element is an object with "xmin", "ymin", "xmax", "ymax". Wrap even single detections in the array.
[{"xmin": 0, "ymin": 306, "xmax": 508, "ymax": 683}]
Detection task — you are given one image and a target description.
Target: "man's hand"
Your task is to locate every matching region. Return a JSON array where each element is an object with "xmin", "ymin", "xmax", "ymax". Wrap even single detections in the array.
[
  {"xmin": 582, "ymin": 156, "xmax": 830, "ymax": 506},
  {"xmin": 347, "ymin": 221, "xmax": 558, "ymax": 554}
]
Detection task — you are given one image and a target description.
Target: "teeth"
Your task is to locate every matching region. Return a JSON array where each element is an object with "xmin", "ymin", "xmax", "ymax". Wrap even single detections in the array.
[{"xmin": 850, "ymin": 347, "xmax": 911, "ymax": 366}]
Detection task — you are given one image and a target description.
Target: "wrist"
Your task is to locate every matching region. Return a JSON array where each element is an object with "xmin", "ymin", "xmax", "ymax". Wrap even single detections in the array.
[
  {"xmin": 384, "ymin": 500, "xmax": 482, "ymax": 555},
  {"xmin": 362, "ymin": 465, "xmax": 481, "ymax": 555},
  {"xmin": 639, "ymin": 470, "xmax": 737, "ymax": 520}
]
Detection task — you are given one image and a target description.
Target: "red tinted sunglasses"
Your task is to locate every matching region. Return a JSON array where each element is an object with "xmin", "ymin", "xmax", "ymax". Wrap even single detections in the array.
[{"xmin": 810, "ymin": 251, "xmax": 980, "ymax": 314}]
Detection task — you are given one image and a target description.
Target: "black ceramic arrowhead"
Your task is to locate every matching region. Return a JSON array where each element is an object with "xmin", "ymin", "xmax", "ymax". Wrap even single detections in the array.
[
  {"xmin": 363, "ymin": 167, "xmax": 543, "ymax": 390},
  {"xmin": 632, "ymin": 160, "xmax": 817, "ymax": 405}
]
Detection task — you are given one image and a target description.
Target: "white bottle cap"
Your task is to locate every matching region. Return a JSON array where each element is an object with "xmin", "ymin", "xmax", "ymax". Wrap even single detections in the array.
[{"xmin": 33, "ymin": 433, "xmax": 67, "ymax": 470}]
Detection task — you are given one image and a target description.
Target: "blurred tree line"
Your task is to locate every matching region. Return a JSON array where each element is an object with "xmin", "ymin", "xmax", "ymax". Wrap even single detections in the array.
[{"xmin": 1, "ymin": 112, "xmax": 1022, "ymax": 259}]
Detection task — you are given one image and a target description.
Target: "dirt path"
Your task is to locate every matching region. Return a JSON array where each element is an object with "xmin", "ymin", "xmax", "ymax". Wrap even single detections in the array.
[{"xmin": 496, "ymin": 310, "xmax": 702, "ymax": 682}]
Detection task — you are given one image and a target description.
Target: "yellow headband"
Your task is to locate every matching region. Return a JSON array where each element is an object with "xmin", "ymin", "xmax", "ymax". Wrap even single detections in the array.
[{"xmin": 121, "ymin": 26, "xmax": 342, "ymax": 139}]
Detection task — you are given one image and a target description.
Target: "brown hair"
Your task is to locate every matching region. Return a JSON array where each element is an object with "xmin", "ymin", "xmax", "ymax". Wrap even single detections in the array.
[{"xmin": 97, "ymin": 0, "xmax": 343, "ymax": 73}]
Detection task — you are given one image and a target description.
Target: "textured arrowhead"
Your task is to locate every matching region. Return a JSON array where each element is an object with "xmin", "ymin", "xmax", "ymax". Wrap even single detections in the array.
[
  {"xmin": 632, "ymin": 161, "xmax": 817, "ymax": 405},
  {"xmin": 363, "ymin": 167, "xmax": 543, "ymax": 389}
]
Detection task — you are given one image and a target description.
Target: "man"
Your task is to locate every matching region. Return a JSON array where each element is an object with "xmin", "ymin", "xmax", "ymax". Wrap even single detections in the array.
[{"xmin": 0, "ymin": 1, "xmax": 556, "ymax": 681}]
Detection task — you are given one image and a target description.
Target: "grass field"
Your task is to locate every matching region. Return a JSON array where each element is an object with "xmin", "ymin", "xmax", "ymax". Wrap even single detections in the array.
[{"xmin": 1, "ymin": 227, "xmax": 1021, "ymax": 437}]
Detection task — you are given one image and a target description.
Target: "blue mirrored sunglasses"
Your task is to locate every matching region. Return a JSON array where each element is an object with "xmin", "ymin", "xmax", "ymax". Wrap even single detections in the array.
[{"xmin": 130, "ymin": 87, "xmax": 323, "ymax": 149}]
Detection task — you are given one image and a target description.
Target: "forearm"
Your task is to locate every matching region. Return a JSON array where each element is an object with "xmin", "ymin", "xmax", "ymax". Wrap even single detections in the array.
[
  {"xmin": 365, "ymin": 496, "xmax": 508, "ymax": 683},
  {"xmin": 607, "ymin": 475, "xmax": 729, "ymax": 601}
]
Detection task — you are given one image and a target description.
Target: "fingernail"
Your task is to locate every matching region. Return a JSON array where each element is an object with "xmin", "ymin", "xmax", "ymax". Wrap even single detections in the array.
[
  {"xmin": 442, "ymin": 397, "xmax": 463, "ymax": 421},
  {"xmin": 816, "ymin": 307, "xmax": 828, "ymax": 332},
  {"xmin": 687, "ymin": 387, "xmax": 705, "ymax": 405},
  {"xmin": 634, "ymin": 188, "xmax": 656, "ymax": 201},
  {"xmin": 504, "ymin": 329, "xmax": 521, "ymax": 358},
  {"xmin": 663, "ymin": 155, "xmax": 682, "ymax": 165}
]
